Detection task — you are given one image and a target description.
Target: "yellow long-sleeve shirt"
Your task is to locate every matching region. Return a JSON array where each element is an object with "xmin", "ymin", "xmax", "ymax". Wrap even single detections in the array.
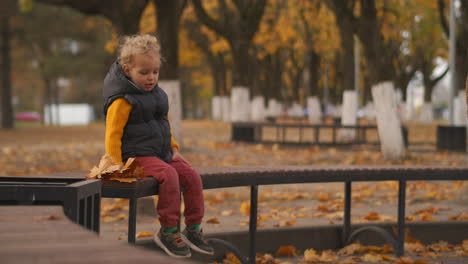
[{"xmin": 105, "ymin": 98, "xmax": 180, "ymax": 164}]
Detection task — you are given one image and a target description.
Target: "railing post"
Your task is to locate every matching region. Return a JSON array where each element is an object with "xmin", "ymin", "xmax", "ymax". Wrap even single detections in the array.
[
  {"xmin": 128, "ymin": 198, "xmax": 137, "ymax": 244},
  {"xmin": 249, "ymin": 185, "xmax": 258, "ymax": 264},
  {"xmin": 397, "ymin": 180, "xmax": 406, "ymax": 256},
  {"xmin": 343, "ymin": 181, "xmax": 352, "ymax": 245}
]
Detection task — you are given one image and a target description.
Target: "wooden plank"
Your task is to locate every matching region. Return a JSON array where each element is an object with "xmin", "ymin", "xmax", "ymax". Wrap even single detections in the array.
[{"xmin": 0, "ymin": 206, "xmax": 192, "ymax": 264}]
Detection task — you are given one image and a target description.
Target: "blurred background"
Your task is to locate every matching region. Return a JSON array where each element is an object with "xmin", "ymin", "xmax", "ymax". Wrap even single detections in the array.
[{"xmin": 1, "ymin": 0, "xmax": 465, "ymax": 126}]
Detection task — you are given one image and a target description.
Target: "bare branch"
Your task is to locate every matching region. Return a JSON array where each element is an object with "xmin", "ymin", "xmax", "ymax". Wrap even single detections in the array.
[{"xmin": 191, "ymin": 0, "xmax": 229, "ymax": 38}]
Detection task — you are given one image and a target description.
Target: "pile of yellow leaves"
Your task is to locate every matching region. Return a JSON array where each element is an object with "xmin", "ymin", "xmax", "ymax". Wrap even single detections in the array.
[{"xmin": 85, "ymin": 154, "xmax": 146, "ymax": 183}]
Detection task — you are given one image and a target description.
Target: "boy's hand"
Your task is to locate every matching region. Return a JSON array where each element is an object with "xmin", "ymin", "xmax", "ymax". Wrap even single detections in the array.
[{"xmin": 172, "ymin": 147, "xmax": 190, "ymax": 165}]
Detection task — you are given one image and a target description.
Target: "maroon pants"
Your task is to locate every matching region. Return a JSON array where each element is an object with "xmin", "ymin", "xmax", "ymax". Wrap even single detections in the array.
[{"xmin": 134, "ymin": 156, "xmax": 204, "ymax": 228}]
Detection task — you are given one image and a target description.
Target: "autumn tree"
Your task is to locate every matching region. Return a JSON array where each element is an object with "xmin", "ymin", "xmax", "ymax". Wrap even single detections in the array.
[
  {"xmin": 13, "ymin": 2, "xmax": 113, "ymax": 122},
  {"xmin": 35, "ymin": 0, "xmax": 149, "ymax": 35},
  {"xmin": 153, "ymin": 0, "xmax": 187, "ymax": 80},
  {"xmin": 181, "ymin": 3, "xmax": 230, "ymax": 97},
  {"xmin": 324, "ymin": 0, "xmax": 356, "ymax": 94},
  {"xmin": 409, "ymin": 0, "xmax": 448, "ymax": 103},
  {"xmin": 251, "ymin": 0, "xmax": 338, "ymax": 104},
  {"xmin": 191, "ymin": 0, "xmax": 267, "ymax": 95}
]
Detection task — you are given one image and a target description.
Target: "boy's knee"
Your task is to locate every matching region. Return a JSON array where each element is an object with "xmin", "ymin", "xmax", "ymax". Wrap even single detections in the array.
[{"xmin": 160, "ymin": 166, "xmax": 178, "ymax": 182}]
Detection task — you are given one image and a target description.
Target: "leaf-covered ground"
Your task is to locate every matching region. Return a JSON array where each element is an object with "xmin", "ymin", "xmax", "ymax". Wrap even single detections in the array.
[{"xmin": 1, "ymin": 120, "xmax": 467, "ymax": 263}]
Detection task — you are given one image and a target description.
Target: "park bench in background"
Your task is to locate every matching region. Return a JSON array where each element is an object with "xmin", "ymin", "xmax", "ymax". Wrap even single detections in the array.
[
  {"xmin": 231, "ymin": 122, "xmax": 409, "ymax": 147},
  {"xmin": 0, "ymin": 206, "xmax": 192, "ymax": 264}
]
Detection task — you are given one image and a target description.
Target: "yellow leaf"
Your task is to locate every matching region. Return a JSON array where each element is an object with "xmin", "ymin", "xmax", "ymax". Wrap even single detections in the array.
[
  {"xmin": 362, "ymin": 253, "xmax": 383, "ymax": 263},
  {"xmin": 109, "ymin": 177, "xmax": 137, "ymax": 183},
  {"xmin": 225, "ymin": 252, "xmax": 241, "ymax": 264},
  {"xmin": 221, "ymin": 210, "xmax": 233, "ymax": 216},
  {"xmin": 274, "ymin": 219, "xmax": 297, "ymax": 227},
  {"xmin": 414, "ymin": 259, "xmax": 430, "ymax": 264},
  {"xmin": 275, "ymin": 245, "xmax": 297, "ymax": 257},
  {"xmin": 397, "ymin": 256, "xmax": 415, "ymax": 264},
  {"xmin": 317, "ymin": 204, "xmax": 334, "ymax": 212},
  {"xmin": 319, "ymin": 250, "xmax": 338, "ymax": 262},
  {"xmin": 206, "ymin": 217, "xmax": 220, "ymax": 224},
  {"xmin": 136, "ymin": 231, "xmax": 153, "ymax": 238},
  {"xmin": 303, "ymin": 248, "xmax": 319, "ymax": 262},
  {"xmin": 337, "ymin": 243, "xmax": 361, "ymax": 256},
  {"xmin": 240, "ymin": 201, "xmax": 250, "ymax": 216},
  {"xmin": 364, "ymin": 212, "xmax": 381, "ymax": 221},
  {"xmin": 318, "ymin": 193, "xmax": 329, "ymax": 201},
  {"xmin": 419, "ymin": 212, "xmax": 436, "ymax": 221}
]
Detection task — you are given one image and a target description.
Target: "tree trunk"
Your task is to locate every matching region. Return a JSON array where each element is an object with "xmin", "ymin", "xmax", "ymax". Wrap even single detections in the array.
[
  {"xmin": 213, "ymin": 53, "xmax": 228, "ymax": 96},
  {"xmin": 308, "ymin": 50, "xmax": 321, "ymax": 97},
  {"xmin": 154, "ymin": 0, "xmax": 180, "ymax": 80},
  {"xmin": 455, "ymin": 41, "xmax": 468, "ymax": 94},
  {"xmin": 438, "ymin": 0, "xmax": 468, "ymax": 99},
  {"xmin": 1, "ymin": 17, "xmax": 13, "ymax": 129},
  {"xmin": 230, "ymin": 39, "xmax": 252, "ymax": 88},
  {"xmin": 338, "ymin": 17, "xmax": 355, "ymax": 91},
  {"xmin": 192, "ymin": 0, "xmax": 267, "ymax": 91},
  {"xmin": 357, "ymin": 0, "xmax": 396, "ymax": 85}
]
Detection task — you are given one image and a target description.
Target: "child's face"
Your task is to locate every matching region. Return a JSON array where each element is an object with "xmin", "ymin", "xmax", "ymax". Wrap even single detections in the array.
[{"xmin": 124, "ymin": 51, "xmax": 160, "ymax": 92}]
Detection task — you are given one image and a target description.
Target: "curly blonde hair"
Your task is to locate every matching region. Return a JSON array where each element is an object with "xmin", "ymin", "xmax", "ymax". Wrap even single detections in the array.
[{"xmin": 118, "ymin": 34, "xmax": 161, "ymax": 67}]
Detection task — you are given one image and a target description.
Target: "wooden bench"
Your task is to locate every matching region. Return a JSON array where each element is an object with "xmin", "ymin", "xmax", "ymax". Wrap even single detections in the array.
[
  {"xmin": 231, "ymin": 122, "xmax": 385, "ymax": 146},
  {"xmin": 0, "ymin": 205, "xmax": 192, "ymax": 264},
  {"xmin": 55, "ymin": 165, "xmax": 468, "ymax": 264}
]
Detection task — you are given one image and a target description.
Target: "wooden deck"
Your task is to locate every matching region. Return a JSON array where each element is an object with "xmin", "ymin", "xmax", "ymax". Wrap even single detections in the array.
[{"xmin": 0, "ymin": 206, "xmax": 193, "ymax": 264}]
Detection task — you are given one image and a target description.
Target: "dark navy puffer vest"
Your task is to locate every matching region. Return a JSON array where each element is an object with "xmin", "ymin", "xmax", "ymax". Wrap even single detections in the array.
[{"xmin": 103, "ymin": 61, "xmax": 173, "ymax": 162}]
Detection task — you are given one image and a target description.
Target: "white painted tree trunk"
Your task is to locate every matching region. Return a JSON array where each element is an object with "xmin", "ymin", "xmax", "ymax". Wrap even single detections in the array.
[
  {"xmin": 307, "ymin": 96, "xmax": 322, "ymax": 124},
  {"xmin": 339, "ymin": 90, "xmax": 358, "ymax": 141},
  {"xmin": 372, "ymin": 82, "xmax": 405, "ymax": 160},
  {"xmin": 230, "ymin": 86, "xmax": 250, "ymax": 122},
  {"xmin": 289, "ymin": 102, "xmax": 303, "ymax": 118},
  {"xmin": 399, "ymin": 102, "xmax": 409, "ymax": 122},
  {"xmin": 220, "ymin": 96, "xmax": 231, "ymax": 122},
  {"xmin": 267, "ymin": 99, "xmax": 282, "ymax": 118},
  {"xmin": 362, "ymin": 102, "xmax": 376, "ymax": 120},
  {"xmin": 454, "ymin": 90, "xmax": 467, "ymax": 126},
  {"xmin": 250, "ymin": 96, "xmax": 265, "ymax": 122},
  {"xmin": 211, "ymin": 96, "xmax": 222, "ymax": 121},
  {"xmin": 159, "ymin": 80, "xmax": 182, "ymax": 144},
  {"xmin": 419, "ymin": 103, "xmax": 433, "ymax": 124}
]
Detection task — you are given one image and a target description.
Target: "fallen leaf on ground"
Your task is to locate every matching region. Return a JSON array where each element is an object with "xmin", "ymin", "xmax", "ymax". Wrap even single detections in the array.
[
  {"xmin": 364, "ymin": 212, "xmax": 381, "ymax": 221},
  {"xmin": 337, "ymin": 243, "xmax": 361, "ymax": 256},
  {"xmin": 206, "ymin": 217, "xmax": 220, "ymax": 224},
  {"xmin": 221, "ymin": 210, "xmax": 233, "ymax": 216},
  {"xmin": 274, "ymin": 219, "xmax": 296, "ymax": 227},
  {"xmin": 225, "ymin": 252, "xmax": 241, "ymax": 264},
  {"xmin": 397, "ymin": 256, "xmax": 415, "ymax": 264},
  {"xmin": 240, "ymin": 201, "xmax": 250, "ymax": 216},
  {"xmin": 275, "ymin": 245, "xmax": 297, "ymax": 257},
  {"xmin": 362, "ymin": 253, "xmax": 383, "ymax": 263},
  {"xmin": 136, "ymin": 231, "xmax": 153, "ymax": 238}
]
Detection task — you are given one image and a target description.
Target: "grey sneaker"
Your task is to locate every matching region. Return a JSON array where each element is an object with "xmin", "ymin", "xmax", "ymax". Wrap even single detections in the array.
[
  {"xmin": 182, "ymin": 228, "xmax": 214, "ymax": 255},
  {"xmin": 154, "ymin": 228, "xmax": 191, "ymax": 258}
]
